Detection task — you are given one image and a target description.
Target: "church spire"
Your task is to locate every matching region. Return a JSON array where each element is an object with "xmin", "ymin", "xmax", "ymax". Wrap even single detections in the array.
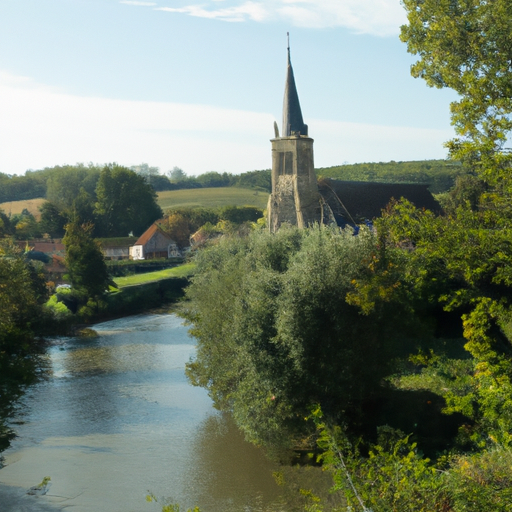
[{"xmin": 282, "ymin": 33, "xmax": 308, "ymax": 137}]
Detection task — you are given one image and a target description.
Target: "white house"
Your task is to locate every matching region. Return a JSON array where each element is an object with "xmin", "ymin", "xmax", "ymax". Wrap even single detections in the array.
[{"xmin": 129, "ymin": 223, "xmax": 181, "ymax": 260}]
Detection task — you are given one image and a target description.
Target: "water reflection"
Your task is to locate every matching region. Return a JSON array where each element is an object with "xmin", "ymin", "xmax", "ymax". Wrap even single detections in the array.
[
  {"xmin": 182, "ymin": 413, "xmax": 284, "ymax": 511},
  {"xmin": 0, "ymin": 313, "xmax": 304, "ymax": 512}
]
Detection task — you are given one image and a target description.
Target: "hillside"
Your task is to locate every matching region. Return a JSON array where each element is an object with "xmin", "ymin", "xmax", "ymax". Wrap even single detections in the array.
[
  {"xmin": 317, "ymin": 159, "xmax": 462, "ymax": 194},
  {"xmin": 157, "ymin": 187, "xmax": 269, "ymax": 211},
  {"xmin": 0, "ymin": 198, "xmax": 46, "ymax": 220}
]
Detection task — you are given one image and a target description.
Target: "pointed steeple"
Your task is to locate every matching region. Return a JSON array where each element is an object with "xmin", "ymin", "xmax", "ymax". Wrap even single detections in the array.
[{"xmin": 282, "ymin": 34, "xmax": 308, "ymax": 137}]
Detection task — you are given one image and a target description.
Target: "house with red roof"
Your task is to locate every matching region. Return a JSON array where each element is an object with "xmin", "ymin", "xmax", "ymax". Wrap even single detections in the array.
[{"xmin": 129, "ymin": 223, "xmax": 181, "ymax": 260}]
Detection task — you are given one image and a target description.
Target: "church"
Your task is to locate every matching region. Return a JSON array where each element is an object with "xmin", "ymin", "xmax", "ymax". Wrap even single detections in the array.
[{"xmin": 267, "ymin": 42, "xmax": 439, "ymax": 232}]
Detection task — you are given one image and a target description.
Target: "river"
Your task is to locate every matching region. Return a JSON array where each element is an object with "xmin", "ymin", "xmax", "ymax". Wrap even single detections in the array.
[{"xmin": 0, "ymin": 313, "xmax": 326, "ymax": 512}]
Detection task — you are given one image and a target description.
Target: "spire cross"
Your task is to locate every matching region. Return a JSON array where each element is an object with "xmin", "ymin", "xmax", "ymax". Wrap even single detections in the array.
[{"xmin": 287, "ymin": 32, "xmax": 290, "ymax": 61}]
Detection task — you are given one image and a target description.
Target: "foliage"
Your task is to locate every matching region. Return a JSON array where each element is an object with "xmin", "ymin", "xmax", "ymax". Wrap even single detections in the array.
[
  {"xmin": 0, "ymin": 209, "xmax": 14, "ymax": 237},
  {"xmin": 94, "ymin": 164, "xmax": 163, "ymax": 237},
  {"xmin": 374, "ymin": 198, "xmax": 512, "ymax": 447},
  {"xmin": 0, "ymin": 240, "xmax": 48, "ymax": 359},
  {"xmin": 310, "ymin": 407, "xmax": 512, "ymax": 512},
  {"xmin": 448, "ymin": 447, "xmax": 512, "ymax": 511},
  {"xmin": 11, "ymin": 209, "xmax": 41, "ymax": 239},
  {"xmin": 45, "ymin": 164, "xmax": 101, "ymax": 208},
  {"xmin": 159, "ymin": 213, "xmax": 192, "ymax": 248},
  {"xmin": 217, "ymin": 205, "xmax": 263, "ymax": 224},
  {"xmin": 401, "ymin": 0, "xmax": 512, "ymax": 175},
  {"xmin": 182, "ymin": 226, "xmax": 438, "ymax": 452},
  {"xmin": 39, "ymin": 201, "xmax": 67, "ymax": 237},
  {"xmin": 63, "ymin": 221, "xmax": 112, "ymax": 309},
  {"xmin": 157, "ymin": 187, "xmax": 269, "ymax": 211},
  {"xmin": 45, "ymin": 294, "xmax": 73, "ymax": 320},
  {"xmin": 317, "ymin": 160, "xmax": 462, "ymax": 194},
  {"xmin": 311, "ymin": 407, "xmax": 448, "ymax": 512},
  {"xmin": 146, "ymin": 493, "xmax": 201, "ymax": 512}
]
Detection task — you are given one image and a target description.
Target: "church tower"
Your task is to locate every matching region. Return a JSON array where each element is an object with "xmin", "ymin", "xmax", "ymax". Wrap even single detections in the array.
[{"xmin": 267, "ymin": 38, "xmax": 321, "ymax": 232}]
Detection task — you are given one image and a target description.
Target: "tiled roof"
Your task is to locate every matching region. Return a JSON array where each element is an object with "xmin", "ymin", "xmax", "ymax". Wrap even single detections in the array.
[
  {"xmin": 319, "ymin": 179, "xmax": 440, "ymax": 224},
  {"xmin": 134, "ymin": 223, "xmax": 172, "ymax": 246}
]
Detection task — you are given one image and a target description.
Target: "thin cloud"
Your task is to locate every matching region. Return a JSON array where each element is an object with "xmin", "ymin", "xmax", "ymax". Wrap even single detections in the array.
[
  {"xmin": 0, "ymin": 71, "xmax": 450, "ymax": 177},
  {"xmin": 153, "ymin": 0, "xmax": 406, "ymax": 36},
  {"xmin": 155, "ymin": 2, "xmax": 268, "ymax": 23},
  {"xmin": 120, "ymin": 1, "xmax": 157, "ymax": 6}
]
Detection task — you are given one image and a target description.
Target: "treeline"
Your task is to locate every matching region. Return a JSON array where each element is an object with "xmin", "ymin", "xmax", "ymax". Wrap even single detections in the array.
[
  {"xmin": 317, "ymin": 159, "xmax": 463, "ymax": 193},
  {"xmin": 1, "ymin": 159, "xmax": 464, "ymax": 205},
  {"xmin": 0, "ymin": 164, "xmax": 163, "ymax": 239},
  {"xmin": 0, "ymin": 164, "xmax": 273, "ymax": 203}
]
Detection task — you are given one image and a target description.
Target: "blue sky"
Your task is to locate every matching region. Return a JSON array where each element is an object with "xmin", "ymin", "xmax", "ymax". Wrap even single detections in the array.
[{"xmin": 0, "ymin": 0, "xmax": 457, "ymax": 176}]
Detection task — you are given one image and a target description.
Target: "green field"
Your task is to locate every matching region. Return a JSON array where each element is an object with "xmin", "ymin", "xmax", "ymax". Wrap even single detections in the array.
[
  {"xmin": 113, "ymin": 262, "xmax": 195, "ymax": 288},
  {"xmin": 157, "ymin": 187, "xmax": 269, "ymax": 211}
]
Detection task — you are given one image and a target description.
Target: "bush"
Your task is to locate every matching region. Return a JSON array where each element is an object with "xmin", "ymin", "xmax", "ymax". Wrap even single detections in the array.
[{"xmin": 447, "ymin": 448, "xmax": 512, "ymax": 511}]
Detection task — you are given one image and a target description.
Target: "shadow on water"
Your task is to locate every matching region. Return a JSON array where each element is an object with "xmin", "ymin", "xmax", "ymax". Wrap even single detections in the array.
[
  {"xmin": 0, "ymin": 350, "xmax": 51, "ymax": 463},
  {"xmin": 179, "ymin": 413, "xmax": 337, "ymax": 512},
  {"xmin": 0, "ymin": 313, "xmax": 338, "ymax": 512}
]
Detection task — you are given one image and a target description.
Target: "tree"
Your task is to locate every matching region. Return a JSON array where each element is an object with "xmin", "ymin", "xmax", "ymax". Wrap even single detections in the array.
[
  {"xmin": 167, "ymin": 166, "xmax": 187, "ymax": 182},
  {"xmin": 401, "ymin": 0, "xmax": 512, "ymax": 190},
  {"xmin": 0, "ymin": 240, "xmax": 48, "ymax": 358},
  {"xmin": 400, "ymin": 0, "xmax": 512, "ymax": 447},
  {"xmin": 158, "ymin": 213, "xmax": 192, "ymax": 248},
  {"xmin": 39, "ymin": 201, "xmax": 67, "ymax": 238},
  {"xmin": 63, "ymin": 221, "xmax": 111, "ymax": 305},
  {"xmin": 45, "ymin": 164, "xmax": 101, "ymax": 208},
  {"xmin": 183, "ymin": 227, "xmax": 437, "ymax": 451},
  {"xmin": 94, "ymin": 164, "xmax": 163, "ymax": 237},
  {"xmin": 12, "ymin": 209, "xmax": 41, "ymax": 239},
  {"xmin": 0, "ymin": 209, "xmax": 14, "ymax": 237}
]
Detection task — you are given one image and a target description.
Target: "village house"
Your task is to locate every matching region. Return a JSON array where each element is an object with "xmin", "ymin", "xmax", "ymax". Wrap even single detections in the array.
[
  {"xmin": 129, "ymin": 223, "xmax": 181, "ymax": 260},
  {"xmin": 97, "ymin": 237, "xmax": 136, "ymax": 260}
]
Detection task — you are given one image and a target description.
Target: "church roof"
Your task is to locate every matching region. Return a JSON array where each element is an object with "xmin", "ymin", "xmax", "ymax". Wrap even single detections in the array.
[
  {"xmin": 319, "ymin": 179, "xmax": 441, "ymax": 225},
  {"xmin": 282, "ymin": 43, "xmax": 308, "ymax": 137}
]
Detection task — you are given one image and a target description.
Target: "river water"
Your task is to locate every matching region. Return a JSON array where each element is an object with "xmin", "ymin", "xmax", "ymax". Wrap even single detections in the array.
[{"xmin": 0, "ymin": 313, "xmax": 311, "ymax": 512}]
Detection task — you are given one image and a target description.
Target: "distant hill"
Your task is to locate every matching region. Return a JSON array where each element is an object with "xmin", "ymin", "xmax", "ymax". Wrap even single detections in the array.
[{"xmin": 316, "ymin": 160, "xmax": 463, "ymax": 194}]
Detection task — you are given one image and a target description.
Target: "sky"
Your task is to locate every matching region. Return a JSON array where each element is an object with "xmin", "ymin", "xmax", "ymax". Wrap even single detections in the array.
[{"xmin": 0, "ymin": 0, "xmax": 458, "ymax": 177}]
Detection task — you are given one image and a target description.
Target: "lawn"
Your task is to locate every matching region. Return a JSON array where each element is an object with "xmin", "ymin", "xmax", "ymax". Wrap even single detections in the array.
[
  {"xmin": 113, "ymin": 262, "xmax": 195, "ymax": 288},
  {"xmin": 157, "ymin": 187, "xmax": 269, "ymax": 211}
]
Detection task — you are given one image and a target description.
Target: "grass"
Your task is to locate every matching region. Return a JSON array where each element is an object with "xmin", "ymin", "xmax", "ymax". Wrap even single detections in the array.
[
  {"xmin": 113, "ymin": 262, "xmax": 195, "ymax": 288},
  {"xmin": 0, "ymin": 198, "xmax": 46, "ymax": 220},
  {"xmin": 157, "ymin": 187, "xmax": 269, "ymax": 211}
]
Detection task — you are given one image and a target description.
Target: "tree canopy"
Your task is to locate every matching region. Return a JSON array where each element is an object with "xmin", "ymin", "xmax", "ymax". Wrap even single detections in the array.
[
  {"xmin": 63, "ymin": 221, "xmax": 112, "ymax": 304},
  {"xmin": 94, "ymin": 164, "xmax": 163, "ymax": 237}
]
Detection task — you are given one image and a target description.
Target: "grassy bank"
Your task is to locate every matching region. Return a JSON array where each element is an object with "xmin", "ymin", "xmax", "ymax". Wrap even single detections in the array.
[{"xmin": 113, "ymin": 262, "xmax": 195, "ymax": 287}]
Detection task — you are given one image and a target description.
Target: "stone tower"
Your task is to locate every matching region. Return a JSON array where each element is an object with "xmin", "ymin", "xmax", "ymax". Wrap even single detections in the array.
[{"xmin": 267, "ymin": 41, "xmax": 321, "ymax": 232}]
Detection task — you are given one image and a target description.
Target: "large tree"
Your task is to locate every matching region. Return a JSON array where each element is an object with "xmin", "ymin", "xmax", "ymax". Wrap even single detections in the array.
[
  {"xmin": 400, "ymin": 0, "xmax": 512, "ymax": 447},
  {"xmin": 94, "ymin": 164, "xmax": 163, "ymax": 237},
  {"xmin": 183, "ymin": 227, "xmax": 437, "ymax": 451},
  {"xmin": 63, "ymin": 221, "xmax": 111, "ymax": 304},
  {"xmin": 401, "ymin": 0, "xmax": 512, "ymax": 189},
  {"xmin": 0, "ymin": 241, "xmax": 48, "ymax": 358}
]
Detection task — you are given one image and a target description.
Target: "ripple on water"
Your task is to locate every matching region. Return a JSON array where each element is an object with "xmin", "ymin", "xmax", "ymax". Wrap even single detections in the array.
[{"xmin": 0, "ymin": 313, "xmax": 331, "ymax": 512}]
